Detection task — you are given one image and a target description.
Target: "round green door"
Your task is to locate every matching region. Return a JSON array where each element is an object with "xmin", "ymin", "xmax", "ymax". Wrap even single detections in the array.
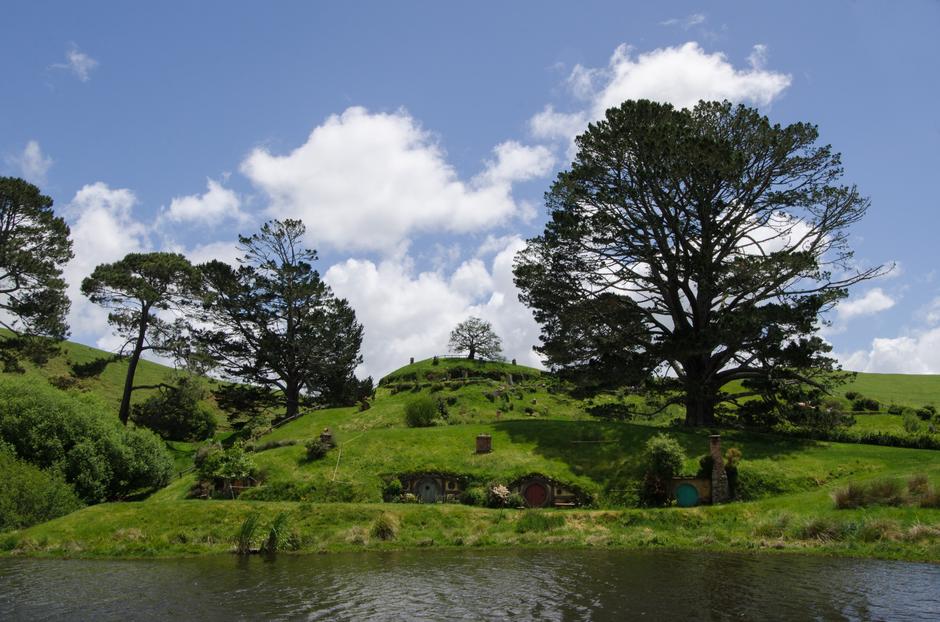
[{"xmin": 675, "ymin": 483, "xmax": 699, "ymax": 507}]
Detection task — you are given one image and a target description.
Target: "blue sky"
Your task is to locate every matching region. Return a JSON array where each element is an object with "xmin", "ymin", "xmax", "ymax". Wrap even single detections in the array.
[{"xmin": 2, "ymin": 1, "xmax": 939, "ymax": 378}]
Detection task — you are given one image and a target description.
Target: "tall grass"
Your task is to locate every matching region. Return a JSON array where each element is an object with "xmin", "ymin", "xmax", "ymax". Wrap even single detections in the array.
[
  {"xmin": 234, "ymin": 512, "xmax": 261, "ymax": 555},
  {"xmin": 261, "ymin": 511, "xmax": 291, "ymax": 554}
]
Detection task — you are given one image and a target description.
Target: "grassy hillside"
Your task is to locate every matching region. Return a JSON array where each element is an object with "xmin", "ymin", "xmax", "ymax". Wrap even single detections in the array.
[
  {"xmin": 2, "ymin": 336, "xmax": 226, "ymax": 425},
  {"xmin": 839, "ymin": 372, "xmax": 940, "ymax": 409},
  {"xmin": 3, "ymin": 355, "xmax": 939, "ymax": 561}
]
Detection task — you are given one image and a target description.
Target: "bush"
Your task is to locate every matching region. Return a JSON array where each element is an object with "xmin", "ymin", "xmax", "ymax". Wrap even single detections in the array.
[
  {"xmin": 586, "ymin": 403, "xmax": 633, "ymax": 421},
  {"xmin": 0, "ymin": 450, "xmax": 83, "ymax": 531},
  {"xmin": 0, "ymin": 376, "xmax": 172, "ymax": 502},
  {"xmin": 852, "ymin": 397, "xmax": 880, "ymax": 412},
  {"xmin": 844, "ymin": 391, "xmax": 860, "ymax": 401},
  {"xmin": 486, "ymin": 483, "xmax": 512, "ymax": 508},
  {"xmin": 382, "ymin": 478, "xmax": 403, "ymax": 499},
  {"xmin": 130, "ymin": 377, "xmax": 216, "ymax": 441},
  {"xmin": 305, "ymin": 439, "xmax": 331, "ymax": 461},
  {"xmin": 404, "ymin": 396, "xmax": 437, "ymax": 427},
  {"xmin": 916, "ymin": 405, "xmax": 937, "ymax": 421},
  {"xmin": 461, "ymin": 486, "xmax": 488, "ymax": 506},
  {"xmin": 644, "ymin": 433, "xmax": 686, "ymax": 480},
  {"xmin": 833, "ymin": 478, "xmax": 906, "ymax": 509},
  {"xmin": 370, "ymin": 513, "xmax": 398, "ymax": 541},
  {"xmin": 902, "ymin": 412, "xmax": 923, "ymax": 434},
  {"xmin": 197, "ymin": 442, "xmax": 257, "ymax": 481},
  {"xmin": 887, "ymin": 404, "xmax": 904, "ymax": 416}
]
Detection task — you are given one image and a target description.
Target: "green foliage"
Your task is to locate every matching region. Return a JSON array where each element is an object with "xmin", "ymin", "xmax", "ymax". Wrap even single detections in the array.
[
  {"xmin": 852, "ymin": 397, "xmax": 881, "ymax": 412},
  {"xmin": 81, "ymin": 252, "xmax": 202, "ymax": 424},
  {"xmin": 0, "ymin": 449, "xmax": 83, "ymax": 531},
  {"xmin": 0, "ymin": 177, "xmax": 73, "ymax": 363},
  {"xmin": 197, "ymin": 219, "xmax": 364, "ymax": 419},
  {"xmin": 130, "ymin": 377, "xmax": 216, "ymax": 441},
  {"xmin": 261, "ymin": 511, "xmax": 291, "ymax": 554},
  {"xmin": 196, "ymin": 443, "xmax": 257, "ymax": 481},
  {"xmin": 404, "ymin": 396, "xmax": 437, "ymax": 427},
  {"xmin": 234, "ymin": 512, "xmax": 261, "ymax": 555},
  {"xmin": 586, "ymin": 402, "xmax": 634, "ymax": 421},
  {"xmin": 514, "ymin": 99, "xmax": 880, "ymax": 426},
  {"xmin": 0, "ymin": 375, "xmax": 172, "ymax": 502},
  {"xmin": 916, "ymin": 405, "xmax": 937, "ymax": 421},
  {"xmin": 643, "ymin": 433, "xmax": 686, "ymax": 480},
  {"xmin": 833, "ymin": 479, "xmax": 906, "ymax": 509},
  {"xmin": 382, "ymin": 478, "xmax": 403, "ymax": 499},
  {"xmin": 460, "ymin": 486, "xmax": 487, "ymax": 507},
  {"xmin": 305, "ymin": 438, "xmax": 331, "ymax": 461}
]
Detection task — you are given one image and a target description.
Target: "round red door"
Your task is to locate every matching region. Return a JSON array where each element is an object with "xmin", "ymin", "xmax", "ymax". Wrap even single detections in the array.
[{"xmin": 523, "ymin": 482, "xmax": 548, "ymax": 507}]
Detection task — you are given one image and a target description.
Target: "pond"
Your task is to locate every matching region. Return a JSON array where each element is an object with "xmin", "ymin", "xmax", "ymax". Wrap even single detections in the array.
[{"xmin": 1, "ymin": 549, "xmax": 937, "ymax": 620}]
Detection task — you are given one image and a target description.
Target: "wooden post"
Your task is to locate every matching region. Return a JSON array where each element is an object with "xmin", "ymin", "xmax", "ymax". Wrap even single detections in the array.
[{"xmin": 476, "ymin": 434, "xmax": 492, "ymax": 454}]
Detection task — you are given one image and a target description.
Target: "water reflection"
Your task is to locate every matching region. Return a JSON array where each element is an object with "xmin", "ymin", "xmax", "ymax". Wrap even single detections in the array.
[{"xmin": 1, "ymin": 549, "xmax": 937, "ymax": 621}]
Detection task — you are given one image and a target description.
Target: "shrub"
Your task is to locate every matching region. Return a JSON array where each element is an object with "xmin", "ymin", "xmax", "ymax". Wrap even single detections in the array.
[
  {"xmin": 382, "ymin": 478, "xmax": 403, "ymax": 499},
  {"xmin": 0, "ymin": 376, "xmax": 172, "ymax": 502},
  {"xmin": 886, "ymin": 404, "xmax": 904, "ymax": 415},
  {"xmin": 797, "ymin": 517, "xmax": 848, "ymax": 541},
  {"xmin": 515, "ymin": 511, "xmax": 565, "ymax": 533},
  {"xmin": 486, "ymin": 483, "xmax": 512, "ymax": 508},
  {"xmin": 305, "ymin": 439, "xmax": 331, "ymax": 461},
  {"xmin": 833, "ymin": 478, "xmax": 906, "ymax": 509},
  {"xmin": 235, "ymin": 513, "xmax": 261, "ymax": 555},
  {"xmin": 261, "ymin": 511, "xmax": 291, "ymax": 555},
  {"xmin": 844, "ymin": 391, "xmax": 860, "ymax": 401},
  {"xmin": 197, "ymin": 442, "xmax": 257, "ymax": 481},
  {"xmin": 130, "ymin": 377, "xmax": 216, "ymax": 441},
  {"xmin": 644, "ymin": 433, "xmax": 686, "ymax": 480},
  {"xmin": 902, "ymin": 412, "xmax": 923, "ymax": 434},
  {"xmin": 907, "ymin": 474, "xmax": 929, "ymax": 497},
  {"xmin": 370, "ymin": 513, "xmax": 398, "ymax": 541},
  {"xmin": 253, "ymin": 439, "xmax": 297, "ymax": 452},
  {"xmin": 404, "ymin": 396, "xmax": 437, "ymax": 427},
  {"xmin": 461, "ymin": 486, "xmax": 488, "ymax": 506},
  {"xmin": 916, "ymin": 405, "xmax": 937, "ymax": 421},
  {"xmin": 852, "ymin": 397, "xmax": 880, "ymax": 412},
  {"xmin": 0, "ymin": 450, "xmax": 83, "ymax": 531}
]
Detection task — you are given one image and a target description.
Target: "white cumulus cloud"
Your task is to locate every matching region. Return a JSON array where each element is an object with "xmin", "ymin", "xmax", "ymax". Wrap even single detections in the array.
[
  {"xmin": 242, "ymin": 107, "xmax": 554, "ymax": 253},
  {"xmin": 63, "ymin": 183, "xmax": 149, "ymax": 347},
  {"xmin": 5, "ymin": 140, "xmax": 53, "ymax": 185},
  {"xmin": 839, "ymin": 327, "xmax": 940, "ymax": 374},
  {"xmin": 324, "ymin": 236, "xmax": 542, "ymax": 379},
  {"xmin": 531, "ymin": 42, "xmax": 792, "ymax": 148},
  {"xmin": 837, "ymin": 288, "xmax": 896, "ymax": 320},
  {"xmin": 163, "ymin": 178, "xmax": 245, "ymax": 225}
]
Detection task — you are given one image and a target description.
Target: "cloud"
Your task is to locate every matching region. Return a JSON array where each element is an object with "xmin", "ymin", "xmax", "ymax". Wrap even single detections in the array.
[
  {"xmin": 531, "ymin": 42, "xmax": 792, "ymax": 148},
  {"xmin": 838, "ymin": 327, "xmax": 940, "ymax": 374},
  {"xmin": 242, "ymin": 107, "xmax": 554, "ymax": 253},
  {"xmin": 51, "ymin": 45, "xmax": 98, "ymax": 82},
  {"xmin": 63, "ymin": 183, "xmax": 149, "ymax": 346},
  {"xmin": 5, "ymin": 140, "xmax": 53, "ymax": 185},
  {"xmin": 660, "ymin": 13, "xmax": 706, "ymax": 29},
  {"xmin": 163, "ymin": 178, "xmax": 245, "ymax": 225},
  {"xmin": 837, "ymin": 288, "xmax": 896, "ymax": 320},
  {"xmin": 324, "ymin": 236, "xmax": 542, "ymax": 379}
]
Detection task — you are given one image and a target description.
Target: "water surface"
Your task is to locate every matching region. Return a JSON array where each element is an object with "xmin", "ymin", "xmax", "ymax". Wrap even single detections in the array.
[{"xmin": 1, "ymin": 549, "xmax": 937, "ymax": 621}]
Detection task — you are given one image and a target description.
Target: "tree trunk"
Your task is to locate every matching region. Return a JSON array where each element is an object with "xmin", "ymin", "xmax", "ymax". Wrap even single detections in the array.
[
  {"xmin": 118, "ymin": 307, "xmax": 150, "ymax": 426},
  {"xmin": 468, "ymin": 346, "xmax": 475, "ymax": 360},
  {"xmin": 284, "ymin": 381, "xmax": 300, "ymax": 420},
  {"xmin": 684, "ymin": 393, "xmax": 716, "ymax": 427}
]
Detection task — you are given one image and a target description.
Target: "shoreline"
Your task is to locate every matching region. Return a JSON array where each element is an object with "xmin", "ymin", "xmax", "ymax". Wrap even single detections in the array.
[{"xmin": 4, "ymin": 501, "xmax": 938, "ymax": 564}]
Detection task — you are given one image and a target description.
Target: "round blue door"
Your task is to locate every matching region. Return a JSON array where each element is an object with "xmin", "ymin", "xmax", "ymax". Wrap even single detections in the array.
[{"xmin": 675, "ymin": 483, "xmax": 699, "ymax": 507}]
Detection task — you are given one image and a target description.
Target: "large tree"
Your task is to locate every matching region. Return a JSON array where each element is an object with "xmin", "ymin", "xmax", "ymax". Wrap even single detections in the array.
[
  {"xmin": 0, "ymin": 177, "xmax": 73, "ymax": 366},
  {"xmin": 448, "ymin": 316, "xmax": 503, "ymax": 361},
  {"xmin": 514, "ymin": 100, "xmax": 884, "ymax": 426},
  {"xmin": 81, "ymin": 252, "xmax": 202, "ymax": 425},
  {"xmin": 197, "ymin": 219, "xmax": 364, "ymax": 420}
]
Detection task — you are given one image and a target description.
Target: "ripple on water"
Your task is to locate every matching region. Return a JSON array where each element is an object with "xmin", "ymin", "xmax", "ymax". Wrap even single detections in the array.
[{"xmin": 1, "ymin": 549, "xmax": 938, "ymax": 621}]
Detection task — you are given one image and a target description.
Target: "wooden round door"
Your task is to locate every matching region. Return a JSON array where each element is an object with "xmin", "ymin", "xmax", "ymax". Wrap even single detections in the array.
[
  {"xmin": 417, "ymin": 477, "xmax": 441, "ymax": 503},
  {"xmin": 523, "ymin": 482, "xmax": 548, "ymax": 507},
  {"xmin": 675, "ymin": 483, "xmax": 699, "ymax": 507}
]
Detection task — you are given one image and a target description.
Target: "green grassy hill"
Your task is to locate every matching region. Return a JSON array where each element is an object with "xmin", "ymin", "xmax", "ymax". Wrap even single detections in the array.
[
  {"xmin": 840, "ymin": 372, "xmax": 940, "ymax": 409},
  {"xmin": 4, "ymin": 354, "xmax": 940, "ymax": 561}
]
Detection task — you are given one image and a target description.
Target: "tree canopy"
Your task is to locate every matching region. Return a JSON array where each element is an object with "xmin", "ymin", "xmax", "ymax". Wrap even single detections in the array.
[
  {"xmin": 514, "ymin": 100, "xmax": 883, "ymax": 426},
  {"xmin": 81, "ymin": 252, "xmax": 202, "ymax": 425},
  {"xmin": 197, "ymin": 219, "xmax": 364, "ymax": 420},
  {"xmin": 0, "ymin": 177, "xmax": 73, "ymax": 368},
  {"xmin": 448, "ymin": 316, "xmax": 503, "ymax": 361}
]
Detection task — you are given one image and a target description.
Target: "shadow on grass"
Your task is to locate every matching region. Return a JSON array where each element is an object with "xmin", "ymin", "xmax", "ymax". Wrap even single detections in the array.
[{"xmin": 492, "ymin": 420, "xmax": 820, "ymax": 490}]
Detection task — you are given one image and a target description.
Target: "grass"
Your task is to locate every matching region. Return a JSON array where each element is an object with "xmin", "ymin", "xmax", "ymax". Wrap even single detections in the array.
[
  {"xmin": 3, "ymin": 352, "xmax": 939, "ymax": 562},
  {"xmin": 839, "ymin": 372, "xmax": 940, "ymax": 409}
]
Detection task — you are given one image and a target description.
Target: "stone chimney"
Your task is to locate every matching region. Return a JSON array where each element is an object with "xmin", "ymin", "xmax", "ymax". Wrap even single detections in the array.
[
  {"xmin": 476, "ymin": 434, "xmax": 492, "ymax": 454},
  {"xmin": 710, "ymin": 434, "xmax": 729, "ymax": 504},
  {"xmin": 410, "ymin": 357, "xmax": 414, "ymax": 364}
]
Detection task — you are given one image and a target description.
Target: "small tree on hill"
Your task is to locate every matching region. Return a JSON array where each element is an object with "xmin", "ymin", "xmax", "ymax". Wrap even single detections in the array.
[
  {"xmin": 0, "ymin": 177, "xmax": 73, "ymax": 369},
  {"xmin": 448, "ymin": 317, "xmax": 503, "ymax": 361},
  {"xmin": 81, "ymin": 252, "xmax": 202, "ymax": 425}
]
